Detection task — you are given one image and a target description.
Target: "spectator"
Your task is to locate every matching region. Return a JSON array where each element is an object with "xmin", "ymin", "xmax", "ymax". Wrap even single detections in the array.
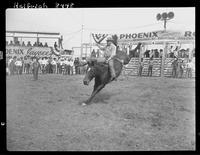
[
  {"xmin": 148, "ymin": 57, "xmax": 154, "ymax": 77},
  {"xmin": 29, "ymin": 57, "xmax": 34, "ymax": 74},
  {"xmin": 40, "ymin": 58, "xmax": 46, "ymax": 74},
  {"xmin": 192, "ymin": 48, "xmax": 195, "ymax": 57},
  {"xmin": 74, "ymin": 57, "xmax": 80, "ymax": 74},
  {"xmin": 33, "ymin": 42, "xmax": 37, "ymax": 47},
  {"xmin": 27, "ymin": 41, "xmax": 32, "ymax": 47},
  {"xmin": 32, "ymin": 57, "xmax": 41, "ymax": 81},
  {"xmin": 15, "ymin": 58, "xmax": 22, "ymax": 75},
  {"xmin": 22, "ymin": 41, "xmax": 25, "ymax": 46},
  {"xmin": 24, "ymin": 57, "xmax": 30, "ymax": 74},
  {"xmin": 154, "ymin": 49, "xmax": 159, "ymax": 58},
  {"xmin": 177, "ymin": 60, "xmax": 184, "ymax": 78},
  {"xmin": 171, "ymin": 58, "xmax": 178, "ymax": 78},
  {"xmin": 144, "ymin": 50, "xmax": 150, "ymax": 58},
  {"xmin": 54, "ymin": 42, "xmax": 58, "ymax": 48},
  {"xmin": 20, "ymin": 57, "xmax": 24, "ymax": 74},
  {"xmin": 150, "ymin": 49, "xmax": 154, "ymax": 58},
  {"xmin": 6, "ymin": 57, "xmax": 10, "ymax": 75},
  {"xmin": 44, "ymin": 42, "xmax": 48, "ymax": 47},
  {"xmin": 39, "ymin": 42, "xmax": 43, "ymax": 47},
  {"xmin": 174, "ymin": 46, "xmax": 179, "ymax": 58},
  {"xmin": 159, "ymin": 49, "xmax": 163, "ymax": 58},
  {"xmin": 15, "ymin": 41, "xmax": 20, "ymax": 46},
  {"xmin": 64, "ymin": 58, "xmax": 70, "ymax": 75},
  {"xmin": 135, "ymin": 49, "xmax": 140, "ymax": 58},
  {"xmin": 186, "ymin": 59, "xmax": 193, "ymax": 78},
  {"xmin": 9, "ymin": 41, "xmax": 14, "ymax": 46},
  {"xmin": 47, "ymin": 57, "xmax": 52, "ymax": 73},
  {"xmin": 169, "ymin": 51, "xmax": 175, "ymax": 58},
  {"xmin": 69, "ymin": 58, "xmax": 74, "ymax": 75},
  {"xmin": 184, "ymin": 48, "xmax": 190, "ymax": 58},
  {"xmin": 60, "ymin": 58, "xmax": 66, "ymax": 75},
  {"xmin": 138, "ymin": 58, "xmax": 144, "ymax": 77},
  {"xmin": 8, "ymin": 57, "xmax": 14, "ymax": 75},
  {"xmin": 11, "ymin": 56, "xmax": 17, "ymax": 74},
  {"xmin": 38, "ymin": 58, "xmax": 43, "ymax": 73},
  {"xmin": 24, "ymin": 57, "xmax": 28, "ymax": 74},
  {"xmin": 51, "ymin": 58, "xmax": 57, "ymax": 74},
  {"xmin": 56, "ymin": 57, "xmax": 61, "ymax": 74}
]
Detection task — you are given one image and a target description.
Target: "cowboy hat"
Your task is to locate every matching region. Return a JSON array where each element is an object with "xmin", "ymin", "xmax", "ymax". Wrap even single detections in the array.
[{"xmin": 106, "ymin": 37, "xmax": 114, "ymax": 42}]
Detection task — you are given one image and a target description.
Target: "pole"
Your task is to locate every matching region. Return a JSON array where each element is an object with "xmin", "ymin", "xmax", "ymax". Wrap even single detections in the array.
[
  {"xmin": 90, "ymin": 33, "xmax": 92, "ymax": 55},
  {"xmin": 164, "ymin": 19, "xmax": 167, "ymax": 31},
  {"xmin": 37, "ymin": 33, "xmax": 39, "ymax": 45},
  {"xmin": 161, "ymin": 42, "xmax": 167, "ymax": 77},
  {"xmin": 81, "ymin": 24, "xmax": 83, "ymax": 59}
]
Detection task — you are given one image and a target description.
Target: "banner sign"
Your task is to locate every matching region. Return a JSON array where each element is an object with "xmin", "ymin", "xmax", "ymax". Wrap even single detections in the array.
[
  {"xmin": 6, "ymin": 46, "xmax": 55, "ymax": 57},
  {"xmin": 92, "ymin": 30, "xmax": 195, "ymax": 44}
]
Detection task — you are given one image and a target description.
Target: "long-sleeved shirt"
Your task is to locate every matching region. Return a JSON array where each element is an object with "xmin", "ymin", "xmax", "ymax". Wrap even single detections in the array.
[
  {"xmin": 97, "ymin": 42, "xmax": 116, "ymax": 60},
  {"xmin": 15, "ymin": 60, "xmax": 22, "ymax": 66}
]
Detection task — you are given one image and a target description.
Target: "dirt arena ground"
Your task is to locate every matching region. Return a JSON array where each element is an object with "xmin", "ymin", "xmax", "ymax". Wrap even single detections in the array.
[{"xmin": 6, "ymin": 74, "xmax": 195, "ymax": 151}]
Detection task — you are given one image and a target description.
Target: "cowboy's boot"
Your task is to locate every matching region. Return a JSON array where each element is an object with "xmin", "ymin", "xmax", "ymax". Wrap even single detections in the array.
[{"xmin": 108, "ymin": 59, "xmax": 117, "ymax": 81}]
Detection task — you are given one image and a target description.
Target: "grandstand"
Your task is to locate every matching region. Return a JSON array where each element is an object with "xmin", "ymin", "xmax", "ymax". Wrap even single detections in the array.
[{"xmin": 6, "ymin": 30, "xmax": 62, "ymax": 48}]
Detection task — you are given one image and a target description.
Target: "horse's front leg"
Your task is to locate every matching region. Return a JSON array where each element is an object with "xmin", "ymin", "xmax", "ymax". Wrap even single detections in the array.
[{"xmin": 82, "ymin": 83, "xmax": 105, "ymax": 106}]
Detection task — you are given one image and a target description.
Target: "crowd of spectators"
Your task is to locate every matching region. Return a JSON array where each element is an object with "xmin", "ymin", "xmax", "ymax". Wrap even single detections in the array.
[
  {"xmin": 143, "ymin": 47, "xmax": 194, "ymax": 59},
  {"xmin": 6, "ymin": 56, "xmax": 87, "ymax": 76},
  {"xmin": 6, "ymin": 40, "xmax": 49, "ymax": 47},
  {"xmin": 171, "ymin": 58, "xmax": 194, "ymax": 79}
]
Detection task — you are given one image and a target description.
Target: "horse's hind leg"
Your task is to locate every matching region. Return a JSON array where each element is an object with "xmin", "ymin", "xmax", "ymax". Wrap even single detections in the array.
[{"xmin": 82, "ymin": 84, "xmax": 105, "ymax": 106}]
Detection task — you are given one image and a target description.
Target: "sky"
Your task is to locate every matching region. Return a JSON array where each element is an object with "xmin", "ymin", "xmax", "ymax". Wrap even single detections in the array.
[{"xmin": 6, "ymin": 7, "xmax": 195, "ymax": 49}]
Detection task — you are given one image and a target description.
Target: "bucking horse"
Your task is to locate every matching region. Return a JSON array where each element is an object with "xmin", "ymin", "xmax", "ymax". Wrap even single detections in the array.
[{"xmin": 81, "ymin": 37, "xmax": 142, "ymax": 106}]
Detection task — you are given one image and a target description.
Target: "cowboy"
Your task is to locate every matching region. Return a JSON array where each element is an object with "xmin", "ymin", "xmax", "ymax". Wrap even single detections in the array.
[
  {"xmin": 96, "ymin": 37, "xmax": 117, "ymax": 81},
  {"xmin": 148, "ymin": 57, "xmax": 154, "ymax": 77},
  {"xmin": 32, "ymin": 57, "xmax": 41, "ymax": 81},
  {"xmin": 15, "ymin": 58, "xmax": 22, "ymax": 75},
  {"xmin": 186, "ymin": 59, "xmax": 193, "ymax": 78},
  {"xmin": 138, "ymin": 58, "xmax": 144, "ymax": 77},
  {"xmin": 172, "ymin": 58, "xmax": 178, "ymax": 78}
]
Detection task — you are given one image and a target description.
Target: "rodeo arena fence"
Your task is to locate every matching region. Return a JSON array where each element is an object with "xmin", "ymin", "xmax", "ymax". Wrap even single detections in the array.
[{"xmin": 6, "ymin": 30, "xmax": 195, "ymax": 79}]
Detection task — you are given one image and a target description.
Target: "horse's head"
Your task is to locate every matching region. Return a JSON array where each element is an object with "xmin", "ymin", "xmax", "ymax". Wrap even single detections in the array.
[
  {"xmin": 129, "ymin": 42, "xmax": 142, "ymax": 58},
  {"xmin": 83, "ymin": 65, "xmax": 96, "ymax": 85}
]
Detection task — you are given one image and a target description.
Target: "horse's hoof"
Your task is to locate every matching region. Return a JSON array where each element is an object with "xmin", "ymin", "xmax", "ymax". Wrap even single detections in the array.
[{"xmin": 81, "ymin": 102, "xmax": 87, "ymax": 106}]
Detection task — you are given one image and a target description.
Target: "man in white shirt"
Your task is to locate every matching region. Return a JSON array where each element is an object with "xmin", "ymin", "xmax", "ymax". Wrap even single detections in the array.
[
  {"xmin": 68, "ymin": 58, "xmax": 74, "ymax": 75},
  {"xmin": 64, "ymin": 58, "xmax": 70, "ymax": 75},
  {"xmin": 51, "ymin": 58, "xmax": 57, "ymax": 74},
  {"xmin": 15, "ymin": 58, "xmax": 22, "ymax": 75},
  {"xmin": 186, "ymin": 60, "xmax": 193, "ymax": 78},
  {"xmin": 40, "ymin": 58, "xmax": 45, "ymax": 74}
]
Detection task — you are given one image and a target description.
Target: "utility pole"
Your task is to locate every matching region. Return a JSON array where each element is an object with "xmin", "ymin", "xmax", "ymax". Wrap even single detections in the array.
[
  {"xmin": 80, "ymin": 24, "xmax": 84, "ymax": 59},
  {"xmin": 90, "ymin": 33, "xmax": 92, "ymax": 55}
]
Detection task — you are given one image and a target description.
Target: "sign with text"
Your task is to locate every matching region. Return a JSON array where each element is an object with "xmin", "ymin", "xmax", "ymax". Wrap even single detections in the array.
[
  {"xmin": 92, "ymin": 30, "xmax": 195, "ymax": 44},
  {"xmin": 6, "ymin": 46, "xmax": 54, "ymax": 57}
]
